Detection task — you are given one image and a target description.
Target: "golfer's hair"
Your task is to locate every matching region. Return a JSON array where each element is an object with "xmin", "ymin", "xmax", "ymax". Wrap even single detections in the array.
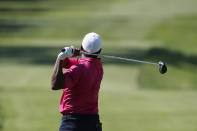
[{"xmin": 84, "ymin": 49, "xmax": 101, "ymax": 58}]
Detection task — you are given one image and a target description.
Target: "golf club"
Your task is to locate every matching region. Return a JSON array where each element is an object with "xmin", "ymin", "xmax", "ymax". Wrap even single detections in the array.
[{"xmin": 61, "ymin": 48, "xmax": 167, "ymax": 74}]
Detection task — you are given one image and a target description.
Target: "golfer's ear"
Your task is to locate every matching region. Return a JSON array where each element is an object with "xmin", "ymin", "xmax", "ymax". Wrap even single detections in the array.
[{"xmin": 80, "ymin": 45, "xmax": 83, "ymax": 51}]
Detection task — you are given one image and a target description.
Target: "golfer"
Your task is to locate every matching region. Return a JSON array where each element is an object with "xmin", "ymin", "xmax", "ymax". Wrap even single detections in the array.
[{"xmin": 51, "ymin": 32, "xmax": 103, "ymax": 131}]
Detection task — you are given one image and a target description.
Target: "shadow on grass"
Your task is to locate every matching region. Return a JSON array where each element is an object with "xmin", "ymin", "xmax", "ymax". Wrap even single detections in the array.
[
  {"xmin": 0, "ymin": 46, "xmax": 197, "ymax": 67},
  {"xmin": 0, "ymin": 46, "xmax": 58, "ymax": 65},
  {"xmin": 0, "ymin": 8, "xmax": 48, "ymax": 12},
  {"xmin": 0, "ymin": 0, "xmax": 43, "ymax": 2},
  {"xmin": 102, "ymin": 48, "xmax": 197, "ymax": 68},
  {"xmin": 0, "ymin": 19, "xmax": 37, "ymax": 33}
]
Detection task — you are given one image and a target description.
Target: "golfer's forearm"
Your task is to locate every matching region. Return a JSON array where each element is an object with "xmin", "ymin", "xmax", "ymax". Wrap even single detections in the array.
[{"xmin": 51, "ymin": 59, "xmax": 65, "ymax": 90}]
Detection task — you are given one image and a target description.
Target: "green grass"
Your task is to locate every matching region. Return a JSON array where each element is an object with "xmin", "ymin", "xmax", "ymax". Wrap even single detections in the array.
[
  {"xmin": 1, "ymin": 0, "xmax": 197, "ymax": 130},
  {"xmin": 146, "ymin": 15, "xmax": 197, "ymax": 54},
  {"xmin": 0, "ymin": 105, "xmax": 2, "ymax": 131},
  {"xmin": 140, "ymin": 15, "xmax": 197, "ymax": 90},
  {"xmin": 1, "ymin": 64, "xmax": 197, "ymax": 131},
  {"xmin": 0, "ymin": 64, "xmax": 61, "ymax": 131}
]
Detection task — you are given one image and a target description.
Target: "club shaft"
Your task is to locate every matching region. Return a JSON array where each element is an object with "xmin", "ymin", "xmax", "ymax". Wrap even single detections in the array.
[{"xmin": 80, "ymin": 51, "xmax": 158, "ymax": 65}]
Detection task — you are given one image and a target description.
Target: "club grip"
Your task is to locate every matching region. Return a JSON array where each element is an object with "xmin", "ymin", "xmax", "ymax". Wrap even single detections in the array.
[
  {"xmin": 61, "ymin": 47, "xmax": 80, "ymax": 57},
  {"xmin": 61, "ymin": 48, "xmax": 74, "ymax": 53},
  {"xmin": 61, "ymin": 48, "xmax": 65, "ymax": 52}
]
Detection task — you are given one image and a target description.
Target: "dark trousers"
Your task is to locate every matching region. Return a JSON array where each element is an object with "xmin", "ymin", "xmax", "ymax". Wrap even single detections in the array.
[{"xmin": 59, "ymin": 114, "xmax": 102, "ymax": 131}]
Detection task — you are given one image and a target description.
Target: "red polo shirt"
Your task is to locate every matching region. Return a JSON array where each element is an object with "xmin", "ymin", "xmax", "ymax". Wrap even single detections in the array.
[{"xmin": 59, "ymin": 57, "xmax": 103, "ymax": 114}]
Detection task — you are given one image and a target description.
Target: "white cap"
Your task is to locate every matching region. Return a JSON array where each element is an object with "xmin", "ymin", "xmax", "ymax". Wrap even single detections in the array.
[{"xmin": 82, "ymin": 32, "xmax": 102, "ymax": 53}]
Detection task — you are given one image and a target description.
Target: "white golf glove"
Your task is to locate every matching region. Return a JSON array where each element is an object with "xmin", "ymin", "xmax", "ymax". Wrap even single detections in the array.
[{"xmin": 58, "ymin": 47, "xmax": 73, "ymax": 60}]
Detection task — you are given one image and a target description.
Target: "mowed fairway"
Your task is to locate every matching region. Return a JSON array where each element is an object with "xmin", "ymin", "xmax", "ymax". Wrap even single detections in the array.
[{"xmin": 0, "ymin": 0, "xmax": 197, "ymax": 131}]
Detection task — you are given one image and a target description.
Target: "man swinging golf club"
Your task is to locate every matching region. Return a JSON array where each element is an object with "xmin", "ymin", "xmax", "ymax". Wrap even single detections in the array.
[{"xmin": 51, "ymin": 32, "xmax": 103, "ymax": 131}]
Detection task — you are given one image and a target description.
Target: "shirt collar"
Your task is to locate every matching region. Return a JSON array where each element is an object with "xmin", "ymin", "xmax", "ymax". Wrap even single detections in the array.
[{"xmin": 79, "ymin": 57, "xmax": 101, "ymax": 63}]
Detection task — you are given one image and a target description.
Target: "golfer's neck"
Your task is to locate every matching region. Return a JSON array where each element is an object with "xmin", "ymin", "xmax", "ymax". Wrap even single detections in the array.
[
  {"xmin": 82, "ymin": 54, "xmax": 86, "ymax": 58},
  {"xmin": 81, "ymin": 54, "xmax": 97, "ymax": 59}
]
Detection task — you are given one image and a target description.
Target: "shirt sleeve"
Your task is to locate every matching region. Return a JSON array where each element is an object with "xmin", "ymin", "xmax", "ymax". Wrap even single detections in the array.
[
  {"xmin": 62, "ymin": 58, "xmax": 79, "ymax": 69},
  {"xmin": 63, "ymin": 64, "xmax": 82, "ymax": 88}
]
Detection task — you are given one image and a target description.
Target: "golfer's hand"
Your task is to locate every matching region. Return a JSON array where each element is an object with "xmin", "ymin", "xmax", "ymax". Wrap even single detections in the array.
[
  {"xmin": 58, "ymin": 47, "xmax": 73, "ymax": 60},
  {"xmin": 72, "ymin": 47, "xmax": 81, "ymax": 57}
]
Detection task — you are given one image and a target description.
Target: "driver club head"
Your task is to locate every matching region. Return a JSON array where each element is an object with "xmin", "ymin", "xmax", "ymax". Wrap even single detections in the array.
[{"xmin": 158, "ymin": 61, "xmax": 167, "ymax": 74}]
